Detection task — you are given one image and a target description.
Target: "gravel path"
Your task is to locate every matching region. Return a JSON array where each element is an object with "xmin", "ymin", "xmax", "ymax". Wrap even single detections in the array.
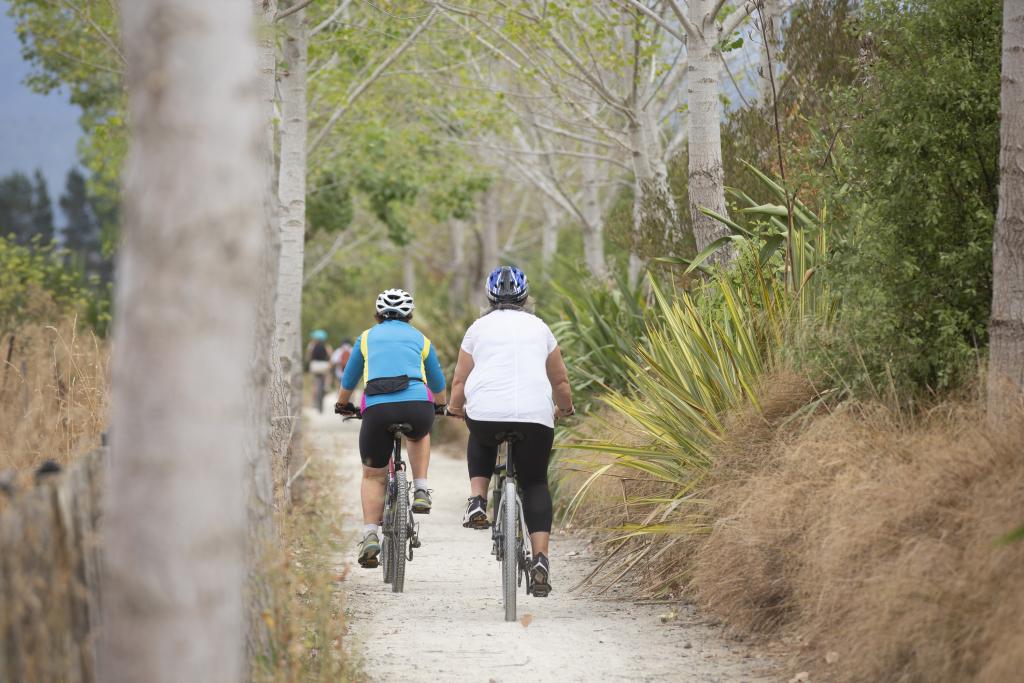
[{"xmin": 307, "ymin": 407, "xmax": 778, "ymax": 683}]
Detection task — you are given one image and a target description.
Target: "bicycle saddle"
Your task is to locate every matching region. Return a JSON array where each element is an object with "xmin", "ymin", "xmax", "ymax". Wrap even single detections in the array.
[
  {"xmin": 388, "ymin": 422, "xmax": 413, "ymax": 435},
  {"xmin": 494, "ymin": 431, "xmax": 525, "ymax": 444}
]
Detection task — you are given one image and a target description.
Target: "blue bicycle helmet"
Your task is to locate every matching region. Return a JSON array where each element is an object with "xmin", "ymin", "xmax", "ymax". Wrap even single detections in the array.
[
  {"xmin": 311, "ymin": 329, "xmax": 328, "ymax": 342},
  {"xmin": 486, "ymin": 265, "xmax": 528, "ymax": 305}
]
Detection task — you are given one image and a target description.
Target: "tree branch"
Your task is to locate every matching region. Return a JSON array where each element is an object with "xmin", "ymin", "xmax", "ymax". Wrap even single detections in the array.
[
  {"xmin": 307, "ymin": 6, "xmax": 438, "ymax": 155},
  {"xmin": 275, "ymin": 0, "xmax": 314, "ymax": 22},
  {"xmin": 613, "ymin": 0, "xmax": 686, "ymax": 43},
  {"xmin": 664, "ymin": 0, "xmax": 701, "ymax": 39},
  {"xmin": 720, "ymin": 1, "xmax": 761, "ymax": 38},
  {"xmin": 311, "ymin": 0, "xmax": 353, "ymax": 36},
  {"xmin": 58, "ymin": 0, "xmax": 126, "ymax": 65}
]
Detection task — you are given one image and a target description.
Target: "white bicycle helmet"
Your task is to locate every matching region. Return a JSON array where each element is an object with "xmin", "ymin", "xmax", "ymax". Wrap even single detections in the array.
[{"xmin": 375, "ymin": 288, "xmax": 415, "ymax": 319}]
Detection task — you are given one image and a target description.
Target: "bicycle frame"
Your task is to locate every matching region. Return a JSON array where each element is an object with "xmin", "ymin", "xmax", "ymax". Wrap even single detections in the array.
[{"xmin": 491, "ymin": 438, "xmax": 533, "ymax": 594}]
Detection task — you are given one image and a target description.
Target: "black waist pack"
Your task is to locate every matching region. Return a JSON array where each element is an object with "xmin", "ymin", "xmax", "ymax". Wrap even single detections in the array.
[{"xmin": 364, "ymin": 375, "xmax": 420, "ymax": 396}]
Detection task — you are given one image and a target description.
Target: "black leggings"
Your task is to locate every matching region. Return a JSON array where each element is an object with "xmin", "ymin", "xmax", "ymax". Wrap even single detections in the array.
[
  {"xmin": 465, "ymin": 418, "xmax": 554, "ymax": 534},
  {"xmin": 359, "ymin": 401, "xmax": 434, "ymax": 468}
]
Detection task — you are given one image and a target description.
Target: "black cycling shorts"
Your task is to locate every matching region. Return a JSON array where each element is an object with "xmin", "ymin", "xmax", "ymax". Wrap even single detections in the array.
[{"xmin": 359, "ymin": 400, "xmax": 435, "ymax": 468}]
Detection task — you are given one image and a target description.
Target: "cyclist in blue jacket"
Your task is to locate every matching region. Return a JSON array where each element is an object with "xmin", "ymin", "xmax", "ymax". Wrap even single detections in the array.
[{"xmin": 335, "ymin": 289, "xmax": 447, "ymax": 568}]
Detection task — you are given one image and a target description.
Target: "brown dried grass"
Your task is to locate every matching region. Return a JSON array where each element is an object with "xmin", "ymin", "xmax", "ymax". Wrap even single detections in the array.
[
  {"xmin": 0, "ymin": 319, "xmax": 109, "ymax": 483},
  {"xmin": 553, "ymin": 406, "xmax": 676, "ymax": 531},
  {"xmin": 691, "ymin": 379, "xmax": 1024, "ymax": 682}
]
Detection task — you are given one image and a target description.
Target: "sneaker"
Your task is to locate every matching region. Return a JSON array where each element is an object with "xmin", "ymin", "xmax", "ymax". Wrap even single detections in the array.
[
  {"xmin": 462, "ymin": 495, "xmax": 489, "ymax": 529},
  {"xmin": 412, "ymin": 488, "xmax": 432, "ymax": 514},
  {"xmin": 357, "ymin": 531, "xmax": 380, "ymax": 568},
  {"xmin": 530, "ymin": 553, "xmax": 552, "ymax": 597}
]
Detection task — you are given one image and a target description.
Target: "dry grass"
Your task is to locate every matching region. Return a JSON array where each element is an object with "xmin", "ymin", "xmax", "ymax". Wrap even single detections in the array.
[
  {"xmin": 258, "ymin": 455, "xmax": 360, "ymax": 682},
  {"xmin": 690, "ymin": 381, "xmax": 1024, "ymax": 682},
  {"xmin": 0, "ymin": 320, "xmax": 108, "ymax": 483},
  {"xmin": 553, "ymin": 407, "xmax": 677, "ymax": 532}
]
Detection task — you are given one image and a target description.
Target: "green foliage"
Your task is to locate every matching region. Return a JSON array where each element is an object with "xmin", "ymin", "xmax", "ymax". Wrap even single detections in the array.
[
  {"xmin": 831, "ymin": 0, "xmax": 1001, "ymax": 394},
  {"xmin": 563, "ymin": 261, "xmax": 827, "ymax": 534},
  {"xmin": 0, "ymin": 170, "xmax": 54, "ymax": 245},
  {"xmin": 7, "ymin": 0, "xmax": 126, "ymax": 245},
  {"xmin": 0, "ymin": 235, "xmax": 107, "ymax": 335},
  {"xmin": 307, "ymin": 172, "xmax": 354, "ymax": 238},
  {"xmin": 545, "ymin": 267, "xmax": 648, "ymax": 407}
]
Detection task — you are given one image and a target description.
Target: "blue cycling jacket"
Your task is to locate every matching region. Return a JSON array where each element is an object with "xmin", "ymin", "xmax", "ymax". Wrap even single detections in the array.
[{"xmin": 341, "ymin": 320, "xmax": 446, "ymax": 409}]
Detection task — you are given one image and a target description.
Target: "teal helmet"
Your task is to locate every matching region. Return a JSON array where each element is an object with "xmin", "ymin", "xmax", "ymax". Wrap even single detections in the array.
[{"xmin": 311, "ymin": 329, "xmax": 328, "ymax": 341}]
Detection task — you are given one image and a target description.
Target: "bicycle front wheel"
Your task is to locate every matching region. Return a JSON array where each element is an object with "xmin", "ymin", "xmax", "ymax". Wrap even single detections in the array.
[
  {"xmin": 502, "ymin": 479, "xmax": 519, "ymax": 622},
  {"xmin": 390, "ymin": 471, "xmax": 409, "ymax": 593}
]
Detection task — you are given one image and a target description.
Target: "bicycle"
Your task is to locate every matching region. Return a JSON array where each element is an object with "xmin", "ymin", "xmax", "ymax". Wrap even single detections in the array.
[
  {"xmin": 489, "ymin": 430, "xmax": 539, "ymax": 622},
  {"xmin": 344, "ymin": 411, "xmax": 420, "ymax": 593}
]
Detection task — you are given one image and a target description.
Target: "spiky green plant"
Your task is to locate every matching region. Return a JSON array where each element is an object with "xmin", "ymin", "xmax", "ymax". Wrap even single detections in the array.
[{"xmin": 560, "ymin": 166, "xmax": 837, "ymax": 594}]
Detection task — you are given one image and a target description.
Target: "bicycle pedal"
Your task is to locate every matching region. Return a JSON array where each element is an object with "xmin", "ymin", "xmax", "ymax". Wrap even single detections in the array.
[{"xmin": 411, "ymin": 537, "xmax": 421, "ymax": 549}]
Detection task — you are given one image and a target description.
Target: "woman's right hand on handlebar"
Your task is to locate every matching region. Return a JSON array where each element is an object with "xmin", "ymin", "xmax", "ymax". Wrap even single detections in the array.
[{"xmin": 335, "ymin": 401, "xmax": 358, "ymax": 416}]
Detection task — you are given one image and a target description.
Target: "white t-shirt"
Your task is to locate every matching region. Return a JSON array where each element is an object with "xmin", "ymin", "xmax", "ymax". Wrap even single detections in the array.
[{"xmin": 461, "ymin": 309, "xmax": 558, "ymax": 428}]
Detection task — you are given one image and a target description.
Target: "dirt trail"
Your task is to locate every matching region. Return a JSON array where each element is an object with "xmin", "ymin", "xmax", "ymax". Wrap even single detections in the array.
[{"xmin": 307, "ymin": 406, "xmax": 778, "ymax": 683}]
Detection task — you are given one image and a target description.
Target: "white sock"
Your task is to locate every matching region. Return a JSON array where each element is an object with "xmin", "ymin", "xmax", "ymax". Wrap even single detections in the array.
[
  {"xmin": 414, "ymin": 478, "xmax": 429, "ymax": 491},
  {"xmin": 362, "ymin": 523, "xmax": 379, "ymax": 537}
]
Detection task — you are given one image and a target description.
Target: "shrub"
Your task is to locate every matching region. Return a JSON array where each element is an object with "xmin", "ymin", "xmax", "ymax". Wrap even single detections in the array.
[{"xmin": 831, "ymin": 0, "xmax": 1001, "ymax": 394}]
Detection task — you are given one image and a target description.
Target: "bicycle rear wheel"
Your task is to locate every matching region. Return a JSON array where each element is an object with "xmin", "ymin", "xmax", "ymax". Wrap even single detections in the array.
[
  {"xmin": 381, "ymin": 483, "xmax": 394, "ymax": 584},
  {"xmin": 390, "ymin": 471, "xmax": 409, "ymax": 593},
  {"xmin": 501, "ymin": 479, "xmax": 518, "ymax": 621}
]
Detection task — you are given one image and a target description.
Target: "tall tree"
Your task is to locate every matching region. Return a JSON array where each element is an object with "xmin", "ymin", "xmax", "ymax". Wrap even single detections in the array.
[
  {"xmin": 622, "ymin": 0, "xmax": 758, "ymax": 265},
  {"xmin": 30, "ymin": 171, "xmax": 55, "ymax": 244},
  {"xmin": 988, "ymin": 0, "xmax": 1024, "ymax": 414},
  {"xmin": 245, "ymin": 0, "xmax": 282, "ymax": 668},
  {"xmin": 0, "ymin": 171, "xmax": 35, "ymax": 243},
  {"xmin": 99, "ymin": 1, "xmax": 266, "ymax": 681},
  {"xmin": 59, "ymin": 168, "xmax": 106, "ymax": 277},
  {"xmin": 274, "ymin": 0, "xmax": 310, "ymax": 485}
]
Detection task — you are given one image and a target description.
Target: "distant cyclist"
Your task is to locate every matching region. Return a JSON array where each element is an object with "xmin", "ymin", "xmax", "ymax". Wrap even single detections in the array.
[
  {"xmin": 334, "ymin": 289, "xmax": 447, "ymax": 568},
  {"xmin": 330, "ymin": 338, "xmax": 353, "ymax": 390},
  {"xmin": 446, "ymin": 266, "xmax": 574, "ymax": 596},
  {"xmin": 307, "ymin": 329, "xmax": 333, "ymax": 412}
]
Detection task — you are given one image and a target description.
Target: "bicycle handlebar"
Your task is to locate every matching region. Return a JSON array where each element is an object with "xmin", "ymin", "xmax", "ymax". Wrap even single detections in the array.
[{"xmin": 336, "ymin": 402, "xmax": 450, "ymax": 419}]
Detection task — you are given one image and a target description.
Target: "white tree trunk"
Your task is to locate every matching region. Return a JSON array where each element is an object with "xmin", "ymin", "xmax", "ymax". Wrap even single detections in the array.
[
  {"xmin": 580, "ymin": 154, "xmax": 608, "ymax": 280},
  {"xmin": 540, "ymin": 208, "xmax": 559, "ymax": 278},
  {"xmin": 101, "ymin": 1, "xmax": 264, "ymax": 680},
  {"xmin": 450, "ymin": 217, "xmax": 468, "ymax": 314},
  {"xmin": 988, "ymin": 0, "xmax": 1024, "ymax": 416},
  {"xmin": 244, "ymin": 0, "xmax": 281, "ymax": 669},
  {"xmin": 628, "ymin": 107, "xmax": 679, "ymax": 285},
  {"xmin": 275, "ymin": 5, "xmax": 309, "ymax": 488},
  {"xmin": 403, "ymin": 243, "xmax": 416, "ymax": 293},
  {"xmin": 472, "ymin": 188, "xmax": 499, "ymax": 309},
  {"xmin": 688, "ymin": 0, "xmax": 734, "ymax": 266}
]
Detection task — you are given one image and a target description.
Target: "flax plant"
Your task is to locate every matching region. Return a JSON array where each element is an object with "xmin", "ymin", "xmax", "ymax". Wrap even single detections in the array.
[{"xmin": 561, "ymin": 169, "xmax": 836, "ymax": 593}]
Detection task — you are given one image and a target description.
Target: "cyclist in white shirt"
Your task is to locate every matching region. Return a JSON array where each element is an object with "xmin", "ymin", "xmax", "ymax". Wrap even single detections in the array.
[{"xmin": 446, "ymin": 266, "xmax": 574, "ymax": 597}]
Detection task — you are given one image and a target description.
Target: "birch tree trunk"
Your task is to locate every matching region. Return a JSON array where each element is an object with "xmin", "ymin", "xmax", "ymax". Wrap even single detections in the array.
[
  {"xmin": 101, "ymin": 1, "xmax": 264, "ymax": 681},
  {"xmin": 472, "ymin": 188, "xmax": 499, "ymax": 309},
  {"xmin": 540, "ymin": 208, "xmax": 559, "ymax": 279},
  {"xmin": 580, "ymin": 154, "xmax": 608, "ymax": 280},
  {"xmin": 275, "ymin": 4, "xmax": 309, "ymax": 492},
  {"xmin": 628, "ymin": 108, "xmax": 679, "ymax": 285},
  {"xmin": 450, "ymin": 217, "xmax": 468, "ymax": 314},
  {"xmin": 244, "ymin": 0, "xmax": 281, "ymax": 669},
  {"xmin": 688, "ymin": 0, "xmax": 735, "ymax": 266},
  {"xmin": 988, "ymin": 0, "xmax": 1024, "ymax": 417},
  {"xmin": 402, "ymin": 244, "xmax": 416, "ymax": 293}
]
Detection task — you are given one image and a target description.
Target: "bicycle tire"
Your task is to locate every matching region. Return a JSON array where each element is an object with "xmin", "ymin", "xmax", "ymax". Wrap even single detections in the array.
[
  {"xmin": 502, "ymin": 479, "xmax": 518, "ymax": 621},
  {"xmin": 315, "ymin": 374, "xmax": 326, "ymax": 413},
  {"xmin": 391, "ymin": 471, "xmax": 409, "ymax": 593},
  {"xmin": 381, "ymin": 484, "xmax": 394, "ymax": 584}
]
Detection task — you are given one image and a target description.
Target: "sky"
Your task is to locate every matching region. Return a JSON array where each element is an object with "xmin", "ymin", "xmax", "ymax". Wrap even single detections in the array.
[{"xmin": 0, "ymin": 0, "xmax": 82, "ymax": 201}]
